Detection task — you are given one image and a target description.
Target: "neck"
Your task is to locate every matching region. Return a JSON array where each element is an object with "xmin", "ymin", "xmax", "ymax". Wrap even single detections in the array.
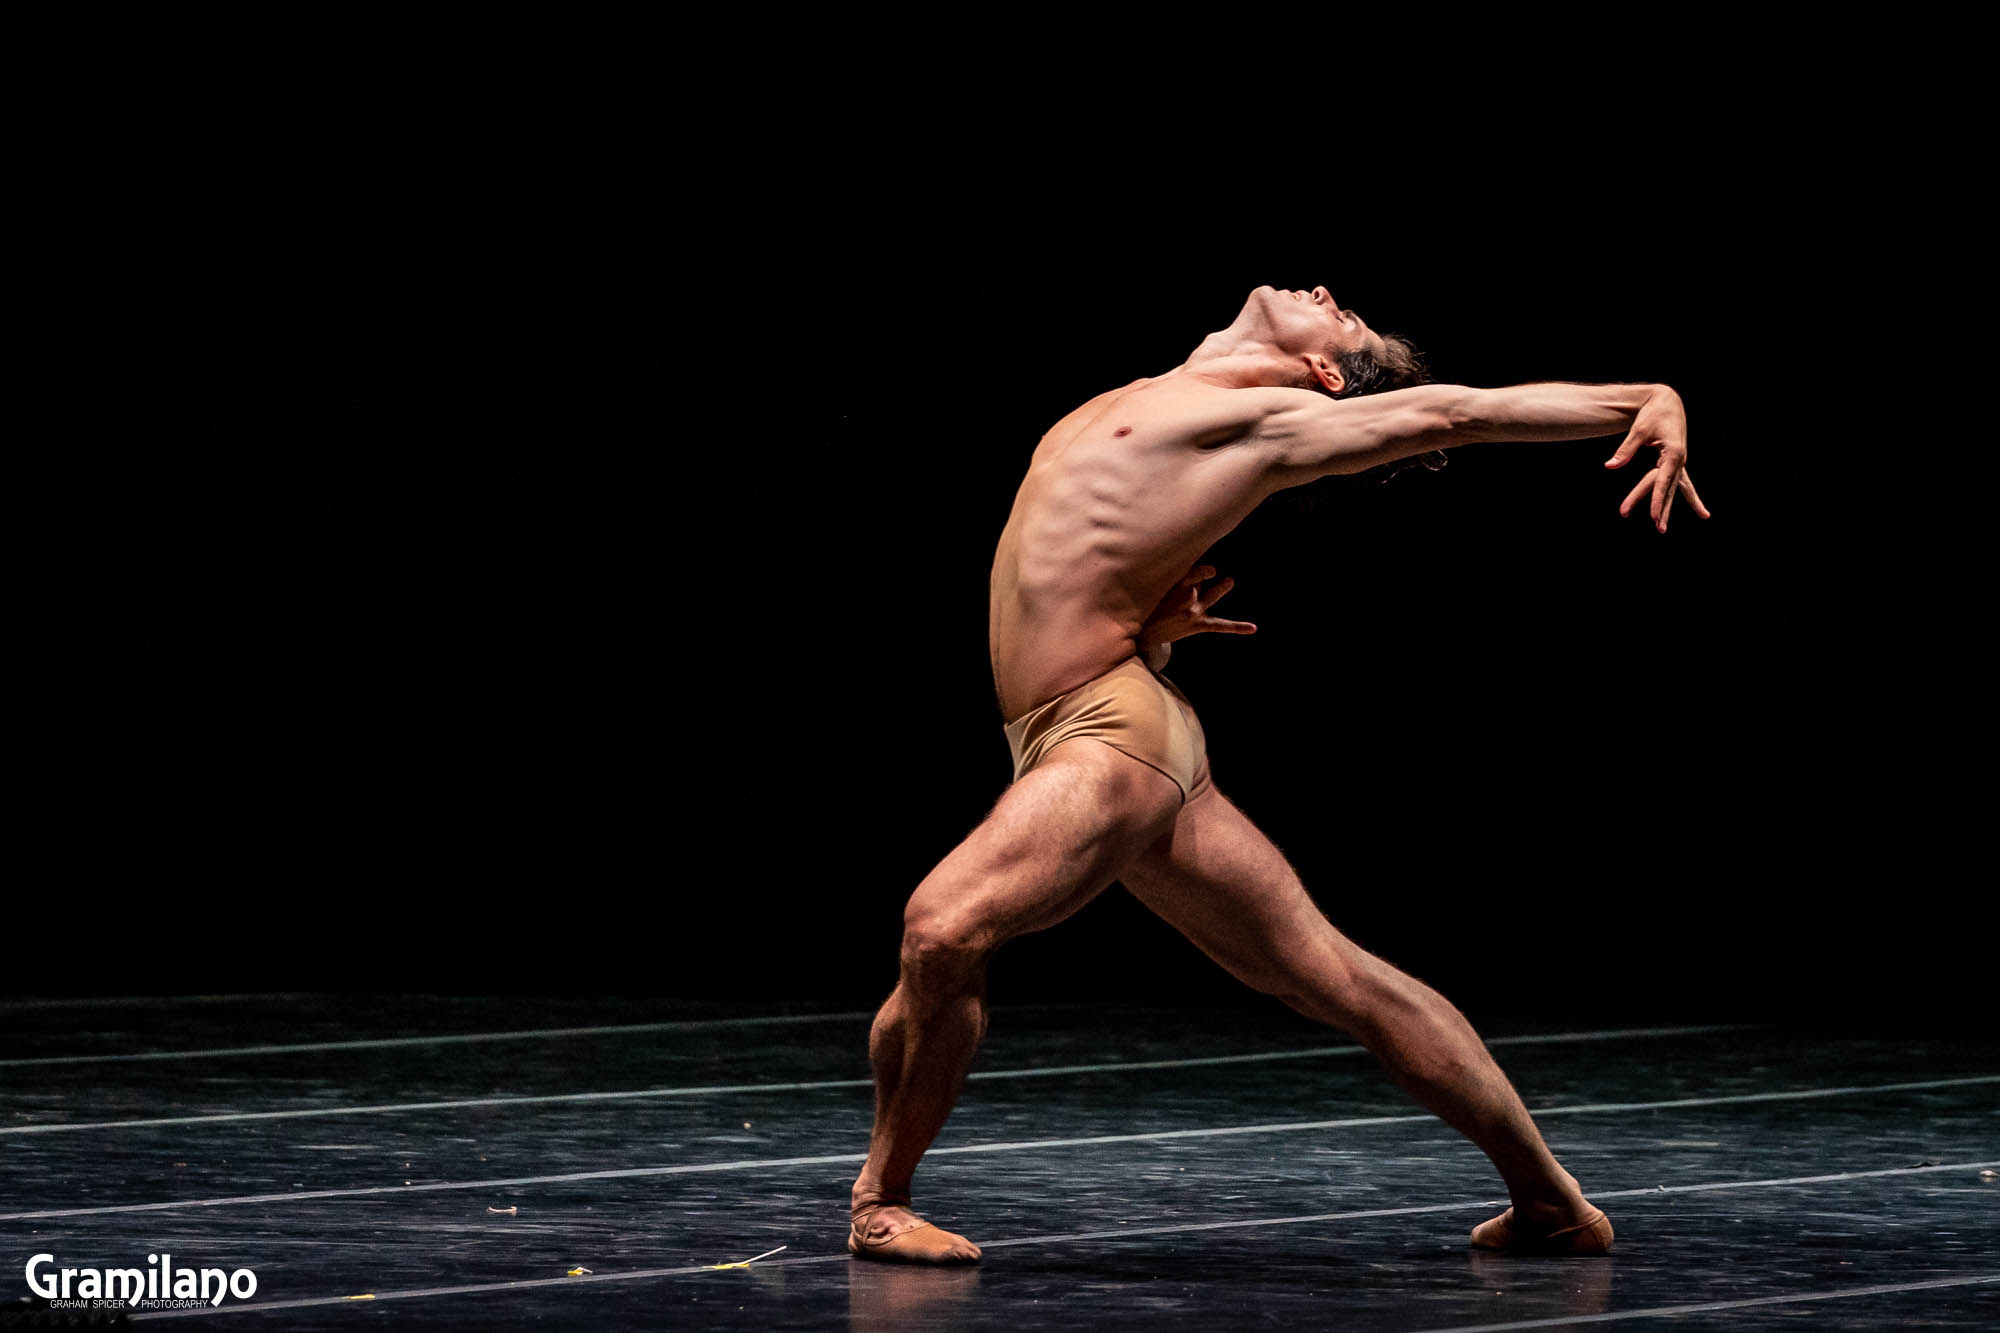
[{"xmin": 1164, "ymin": 326, "xmax": 1304, "ymax": 389}]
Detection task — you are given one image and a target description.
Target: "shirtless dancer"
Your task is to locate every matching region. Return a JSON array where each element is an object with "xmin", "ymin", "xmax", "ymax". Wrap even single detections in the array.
[{"xmin": 848, "ymin": 285, "xmax": 1708, "ymax": 1263}]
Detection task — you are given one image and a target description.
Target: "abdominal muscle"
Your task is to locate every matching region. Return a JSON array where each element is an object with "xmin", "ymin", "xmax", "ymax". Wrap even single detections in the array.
[
  {"xmin": 986, "ymin": 379, "xmax": 1271, "ymax": 723},
  {"xmin": 988, "ymin": 575, "xmax": 1145, "ymax": 724}
]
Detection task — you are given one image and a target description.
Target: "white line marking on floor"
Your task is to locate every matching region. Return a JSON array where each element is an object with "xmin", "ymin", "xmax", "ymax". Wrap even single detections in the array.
[
  {"xmin": 0, "ymin": 1000, "xmax": 1116, "ymax": 1067},
  {"xmin": 1407, "ymin": 1273, "xmax": 2000, "ymax": 1332},
  {"xmin": 119, "ymin": 1167, "xmax": 2000, "ymax": 1321},
  {"xmin": 3, "ymin": 1077, "xmax": 1991, "ymax": 1221},
  {"xmin": 0, "ymin": 994, "xmax": 318, "ymax": 1012},
  {"xmin": 974, "ymin": 1160, "xmax": 2000, "ymax": 1247},
  {"xmin": 0, "ymin": 1024, "xmax": 1763, "ymax": 1135},
  {"xmin": 0, "ymin": 1013, "xmax": 883, "ymax": 1068}
]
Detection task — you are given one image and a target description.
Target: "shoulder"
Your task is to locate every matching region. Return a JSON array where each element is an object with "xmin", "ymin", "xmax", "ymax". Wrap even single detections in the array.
[{"xmin": 1118, "ymin": 380, "xmax": 1324, "ymax": 451}]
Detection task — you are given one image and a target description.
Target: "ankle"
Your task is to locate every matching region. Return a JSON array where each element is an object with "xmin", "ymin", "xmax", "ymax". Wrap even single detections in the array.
[
  {"xmin": 1512, "ymin": 1172, "xmax": 1586, "ymax": 1221},
  {"xmin": 851, "ymin": 1180, "xmax": 912, "ymax": 1212}
]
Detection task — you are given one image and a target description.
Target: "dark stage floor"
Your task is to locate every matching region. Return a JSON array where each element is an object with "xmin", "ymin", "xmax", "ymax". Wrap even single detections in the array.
[{"xmin": 1, "ymin": 995, "xmax": 1993, "ymax": 1330}]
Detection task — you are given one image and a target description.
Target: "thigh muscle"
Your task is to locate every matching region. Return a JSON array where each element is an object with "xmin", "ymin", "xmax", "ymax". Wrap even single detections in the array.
[
  {"xmin": 907, "ymin": 740, "xmax": 1183, "ymax": 953},
  {"xmin": 1120, "ymin": 785, "xmax": 1368, "ymax": 999}
]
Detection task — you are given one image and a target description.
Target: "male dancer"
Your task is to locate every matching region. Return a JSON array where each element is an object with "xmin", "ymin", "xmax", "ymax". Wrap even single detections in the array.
[{"xmin": 849, "ymin": 285, "xmax": 1707, "ymax": 1262}]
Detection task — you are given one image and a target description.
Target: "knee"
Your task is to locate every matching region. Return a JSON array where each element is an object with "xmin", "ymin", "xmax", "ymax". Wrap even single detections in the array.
[
  {"xmin": 1256, "ymin": 943, "xmax": 1388, "ymax": 1031},
  {"xmin": 1262, "ymin": 957, "xmax": 1362, "ymax": 1018},
  {"xmin": 898, "ymin": 904, "xmax": 990, "ymax": 998},
  {"xmin": 1211, "ymin": 918, "xmax": 1364, "ymax": 1008},
  {"xmin": 1282, "ymin": 952, "xmax": 1431, "ymax": 1039}
]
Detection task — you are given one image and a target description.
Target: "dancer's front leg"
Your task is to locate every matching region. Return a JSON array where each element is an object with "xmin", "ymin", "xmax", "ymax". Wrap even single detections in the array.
[
  {"xmin": 848, "ymin": 741, "xmax": 1183, "ymax": 1264},
  {"xmin": 850, "ymin": 978, "xmax": 989, "ymax": 1262}
]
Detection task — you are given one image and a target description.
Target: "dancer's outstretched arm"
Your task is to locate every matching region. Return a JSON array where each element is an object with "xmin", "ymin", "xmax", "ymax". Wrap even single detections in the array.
[{"xmin": 1244, "ymin": 381, "xmax": 1709, "ymax": 532}]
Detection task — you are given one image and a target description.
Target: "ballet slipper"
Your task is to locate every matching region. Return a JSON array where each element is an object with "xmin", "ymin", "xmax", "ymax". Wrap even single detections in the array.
[
  {"xmin": 849, "ymin": 1194, "xmax": 983, "ymax": 1265},
  {"xmin": 1470, "ymin": 1205, "xmax": 1614, "ymax": 1255}
]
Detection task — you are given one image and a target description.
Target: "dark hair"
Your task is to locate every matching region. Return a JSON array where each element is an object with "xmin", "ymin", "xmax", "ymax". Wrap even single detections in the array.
[
  {"xmin": 1333, "ymin": 333, "xmax": 1429, "ymax": 400},
  {"xmin": 1332, "ymin": 333, "xmax": 1447, "ymax": 481}
]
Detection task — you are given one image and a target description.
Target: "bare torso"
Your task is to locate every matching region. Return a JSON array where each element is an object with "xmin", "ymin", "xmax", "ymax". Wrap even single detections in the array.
[{"xmin": 988, "ymin": 374, "xmax": 1281, "ymax": 720}]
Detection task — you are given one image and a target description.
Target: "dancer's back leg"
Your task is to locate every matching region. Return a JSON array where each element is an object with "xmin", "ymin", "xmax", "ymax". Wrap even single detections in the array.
[{"xmin": 1119, "ymin": 776, "xmax": 1613, "ymax": 1254}]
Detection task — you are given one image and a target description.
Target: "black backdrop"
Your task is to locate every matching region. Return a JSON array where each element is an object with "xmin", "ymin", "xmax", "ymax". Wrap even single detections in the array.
[{"xmin": 30, "ymin": 101, "xmax": 1978, "ymax": 1030}]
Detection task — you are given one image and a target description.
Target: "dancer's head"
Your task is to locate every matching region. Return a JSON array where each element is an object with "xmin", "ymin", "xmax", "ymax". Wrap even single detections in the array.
[
  {"xmin": 1231, "ymin": 287, "xmax": 1443, "ymax": 482},
  {"xmin": 1224, "ymin": 286, "xmax": 1428, "ymax": 397}
]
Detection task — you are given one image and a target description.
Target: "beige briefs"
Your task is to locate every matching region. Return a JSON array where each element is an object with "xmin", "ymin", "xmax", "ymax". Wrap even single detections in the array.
[{"xmin": 1002, "ymin": 657, "xmax": 1207, "ymax": 802}]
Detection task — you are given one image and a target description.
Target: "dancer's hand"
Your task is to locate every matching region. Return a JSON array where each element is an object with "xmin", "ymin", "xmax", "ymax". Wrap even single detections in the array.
[
  {"xmin": 1604, "ymin": 386, "xmax": 1710, "ymax": 533},
  {"xmin": 1139, "ymin": 565, "xmax": 1256, "ymax": 671}
]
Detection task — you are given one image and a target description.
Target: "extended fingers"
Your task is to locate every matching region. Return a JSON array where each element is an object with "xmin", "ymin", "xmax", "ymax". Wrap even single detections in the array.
[
  {"xmin": 1679, "ymin": 470, "xmax": 1712, "ymax": 519},
  {"xmin": 1161, "ymin": 568, "xmax": 1247, "ymax": 635},
  {"xmin": 1620, "ymin": 469, "xmax": 1657, "ymax": 517},
  {"xmin": 1619, "ymin": 465, "xmax": 1707, "ymax": 531}
]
